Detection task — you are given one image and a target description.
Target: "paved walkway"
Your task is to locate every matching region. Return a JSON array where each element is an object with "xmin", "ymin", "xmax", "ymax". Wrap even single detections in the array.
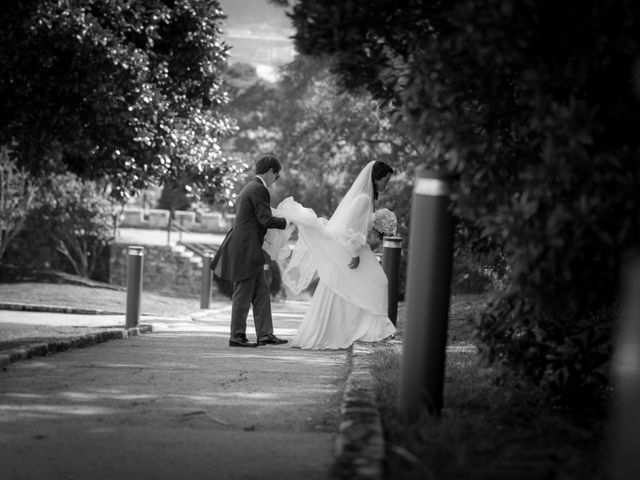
[{"xmin": 0, "ymin": 301, "xmax": 385, "ymax": 480}]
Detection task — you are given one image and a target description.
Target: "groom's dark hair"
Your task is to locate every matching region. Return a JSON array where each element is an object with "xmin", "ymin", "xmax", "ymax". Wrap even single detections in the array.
[{"xmin": 255, "ymin": 154, "xmax": 281, "ymax": 175}]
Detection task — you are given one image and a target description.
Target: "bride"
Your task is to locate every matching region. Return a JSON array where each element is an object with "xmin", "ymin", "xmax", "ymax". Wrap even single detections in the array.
[{"xmin": 263, "ymin": 160, "xmax": 397, "ymax": 349}]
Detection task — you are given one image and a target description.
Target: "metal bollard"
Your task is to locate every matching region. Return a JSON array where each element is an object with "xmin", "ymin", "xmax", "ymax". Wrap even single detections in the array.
[
  {"xmin": 612, "ymin": 256, "xmax": 640, "ymax": 480},
  {"xmin": 200, "ymin": 250, "xmax": 215, "ymax": 309},
  {"xmin": 382, "ymin": 236, "xmax": 402, "ymax": 325},
  {"xmin": 399, "ymin": 168, "xmax": 454, "ymax": 422},
  {"xmin": 126, "ymin": 246, "xmax": 144, "ymax": 328}
]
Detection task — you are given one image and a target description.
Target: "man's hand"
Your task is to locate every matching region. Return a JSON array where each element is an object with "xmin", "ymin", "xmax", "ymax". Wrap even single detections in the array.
[{"xmin": 348, "ymin": 256, "xmax": 360, "ymax": 269}]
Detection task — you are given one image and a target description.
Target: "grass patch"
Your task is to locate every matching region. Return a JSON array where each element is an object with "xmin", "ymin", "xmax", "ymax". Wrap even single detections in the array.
[
  {"xmin": 0, "ymin": 282, "xmax": 205, "ymax": 316},
  {"xmin": 0, "ymin": 264, "xmax": 230, "ymax": 347},
  {"xmin": 0, "ymin": 263, "xmax": 229, "ymax": 316},
  {"xmin": 372, "ymin": 293, "xmax": 612, "ymax": 480}
]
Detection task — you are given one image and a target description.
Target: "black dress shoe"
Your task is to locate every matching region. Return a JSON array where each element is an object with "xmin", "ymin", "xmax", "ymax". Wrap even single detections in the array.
[
  {"xmin": 229, "ymin": 334, "xmax": 258, "ymax": 348},
  {"xmin": 257, "ymin": 334, "xmax": 288, "ymax": 346}
]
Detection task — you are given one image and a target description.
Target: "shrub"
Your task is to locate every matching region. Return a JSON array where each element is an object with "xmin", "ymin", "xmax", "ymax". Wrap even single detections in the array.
[
  {"xmin": 476, "ymin": 292, "xmax": 614, "ymax": 404},
  {"xmin": 288, "ymin": 0, "xmax": 640, "ymax": 402},
  {"xmin": 0, "ymin": 146, "xmax": 37, "ymax": 260},
  {"xmin": 11, "ymin": 173, "xmax": 114, "ymax": 278}
]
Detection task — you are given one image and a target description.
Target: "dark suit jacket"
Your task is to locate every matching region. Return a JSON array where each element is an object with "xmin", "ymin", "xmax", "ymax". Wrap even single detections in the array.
[{"xmin": 211, "ymin": 178, "xmax": 287, "ymax": 282}]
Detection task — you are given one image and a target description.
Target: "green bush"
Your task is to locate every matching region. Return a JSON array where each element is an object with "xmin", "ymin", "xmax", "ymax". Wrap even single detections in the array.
[
  {"xmin": 476, "ymin": 293, "xmax": 613, "ymax": 404},
  {"xmin": 0, "ymin": 146, "xmax": 38, "ymax": 260},
  {"xmin": 7, "ymin": 173, "xmax": 114, "ymax": 278},
  {"xmin": 288, "ymin": 0, "xmax": 640, "ymax": 401}
]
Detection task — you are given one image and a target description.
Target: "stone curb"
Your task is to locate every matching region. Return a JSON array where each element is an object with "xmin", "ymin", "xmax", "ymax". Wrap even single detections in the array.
[
  {"xmin": 0, "ymin": 325, "xmax": 153, "ymax": 369},
  {"xmin": 0, "ymin": 302, "xmax": 124, "ymax": 315},
  {"xmin": 331, "ymin": 341, "xmax": 385, "ymax": 480}
]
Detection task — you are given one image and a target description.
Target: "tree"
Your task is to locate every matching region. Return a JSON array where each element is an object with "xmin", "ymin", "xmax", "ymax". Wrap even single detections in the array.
[
  {"xmin": 157, "ymin": 178, "xmax": 193, "ymax": 214},
  {"xmin": 31, "ymin": 173, "xmax": 114, "ymax": 278},
  {"xmin": 261, "ymin": 55, "xmax": 425, "ymax": 217},
  {"xmin": 0, "ymin": 0, "xmax": 242, "ymax": 202},
  {"xmin": 222, "ymin": 63, "xmax": 281, "ymax": 156},
  {"xmin": 286, "ymin": 0, "xmax": 640, "ymax": 401},
  {"xmin": 0, "ymin": 146, "xmax": 38, "ymax": 260}
]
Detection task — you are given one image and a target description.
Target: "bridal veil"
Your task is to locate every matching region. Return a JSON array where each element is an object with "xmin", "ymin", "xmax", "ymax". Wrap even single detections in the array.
[{"xmin": 263, "ymin": 161, "xmax": 388, "ymax": 316}]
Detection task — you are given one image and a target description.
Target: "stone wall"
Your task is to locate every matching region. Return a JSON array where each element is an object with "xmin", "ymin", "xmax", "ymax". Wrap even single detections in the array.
[
  {"xmin": 110, "ymin": 245, "xmax": 207, "ymax": 298},
  {"xmin": 120, "ymin": 207, "xmax": 235, "ymax": 233}
]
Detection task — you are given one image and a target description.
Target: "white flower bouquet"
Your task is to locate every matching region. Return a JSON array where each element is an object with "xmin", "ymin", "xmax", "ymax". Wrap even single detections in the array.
[{"xmin": 373, "ymin": 208, "xmax": 397, "ymax": 236}]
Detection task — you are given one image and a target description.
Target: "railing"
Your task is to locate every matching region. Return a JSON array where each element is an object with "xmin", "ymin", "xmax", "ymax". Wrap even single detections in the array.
[
  {"xmin": 169, "ymin": 218, "xmax": 219, "ymax": 258},
  {"xmin": 168, "ymin": 218, "xmax": 190, "ymax": 243},
  {"xmin": 178, "ymin": 241, "xmax": 218, "ymax": 258}
]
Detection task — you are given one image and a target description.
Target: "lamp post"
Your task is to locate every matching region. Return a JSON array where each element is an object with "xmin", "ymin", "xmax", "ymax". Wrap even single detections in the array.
[
  {"xmin": 612, "ymin": 256, "xmax": 640, "ymax": 480},
  {"xmin": 398, "ymin": 168, "xmax": 454, "ymax": 421},
  {"xmin": 126, "ymin": 246, "xmax": 144, "ymax": 328},
  {"xmin": 382, "ymin": 236, "xmax": 402, "ymax": 326},
  {"xmin": 200, "ymin": 250, "xmax": 215, "ymax": 309}
]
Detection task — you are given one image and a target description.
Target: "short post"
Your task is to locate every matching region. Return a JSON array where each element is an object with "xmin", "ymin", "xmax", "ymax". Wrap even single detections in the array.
[
  {"xmin": 382, "ymin": 236, "xmax": 402, "ymax": 325},
  {"xmin": 200, "ymin": 250, "xmax": 215, "ymax": 309},
  {"xmin": 126, "ymin": 246, "xmax": 144, "ymax": 328},
  {"xmin": 398, "ymin": 168, "xmax": 454, "ymax": 422},
  {"xmin": 612, "ymin": 256, "xmax": 640, "ymax": 480}
]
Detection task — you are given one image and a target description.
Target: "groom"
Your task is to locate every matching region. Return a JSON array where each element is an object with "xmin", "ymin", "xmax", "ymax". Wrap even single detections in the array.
[{"xmin": 211, "ymin": 154, "xmax": 289, "ymax": 348}]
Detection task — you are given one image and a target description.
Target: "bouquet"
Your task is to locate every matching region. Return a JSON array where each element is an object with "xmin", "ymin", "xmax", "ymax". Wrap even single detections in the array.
[{"xmin": 373, "ymin": 208, "xmax": 397, "ymax": 236}]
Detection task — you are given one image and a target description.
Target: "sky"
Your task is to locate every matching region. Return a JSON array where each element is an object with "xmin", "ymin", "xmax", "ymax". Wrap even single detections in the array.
[{"xmin": 217, "ymin": 0, "xmax": 296, "ymax": 82}]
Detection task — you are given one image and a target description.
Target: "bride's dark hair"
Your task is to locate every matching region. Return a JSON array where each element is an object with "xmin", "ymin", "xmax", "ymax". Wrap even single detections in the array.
[{"xmin": 371, "ymin": 161, "xmax": 394, "ymax": 200}]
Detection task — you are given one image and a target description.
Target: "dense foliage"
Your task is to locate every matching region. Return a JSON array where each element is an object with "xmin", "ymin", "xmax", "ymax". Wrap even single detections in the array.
[
  {"xmin": 0, "ymin": 0, "xmax": 244, "ymax": 202},
  {"xmin": 6, "ymin": 173, "xmax": 114, "ymax": 278},
  {"xmin": 0, "ymin": 147, "xmax": 38, "ymax": 260},
  {"xmin": 276, "ymin": 57, "xmax": 421, "ymax": 215},
  {"xmin": 224, "ymin": 58, "xmax": 415, "ymax": 213},
  {"xmin": 41, "ymin": 174, "xmax": 114, "ymax": 277},
  {"xmin": 286, "ymin": 0, "xmax": 640, "ymax": 400}
]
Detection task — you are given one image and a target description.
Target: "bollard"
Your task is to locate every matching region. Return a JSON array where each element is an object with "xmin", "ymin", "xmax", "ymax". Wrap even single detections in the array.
[
  {"xmin": 398, "ymin": 168, "xmax": 454, "ymax": 422},
  {"xmin": 382, "ymin": 236, "xmax": 402, "ymax": 325},
  {"xmin": 126, "ymin": 246, "xmax": 144, "ymax": 328},
  {"xmin": 200, "ymin": 250, "xmax": 215, "ymax": 309},
  {"xmin": 612, "ymin": 256, "xmax": 640, "ymax": 480}
]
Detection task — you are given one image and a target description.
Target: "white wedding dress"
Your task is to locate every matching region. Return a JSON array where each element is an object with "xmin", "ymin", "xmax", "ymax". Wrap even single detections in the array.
[{"xmin": 263, "ymin": 161, "xmax": 397, "ymax": 349}]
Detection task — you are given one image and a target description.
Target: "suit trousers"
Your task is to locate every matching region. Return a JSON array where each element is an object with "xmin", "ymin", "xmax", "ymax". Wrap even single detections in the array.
[{"xmin": 230, "ymin": 266, "xmax": 273, "ymax": 339}]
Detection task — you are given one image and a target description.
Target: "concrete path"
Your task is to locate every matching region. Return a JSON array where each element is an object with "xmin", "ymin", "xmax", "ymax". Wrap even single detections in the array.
[{"xmin": 0, "ymin": 301, "xmax": 349, "ymax": 480}]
